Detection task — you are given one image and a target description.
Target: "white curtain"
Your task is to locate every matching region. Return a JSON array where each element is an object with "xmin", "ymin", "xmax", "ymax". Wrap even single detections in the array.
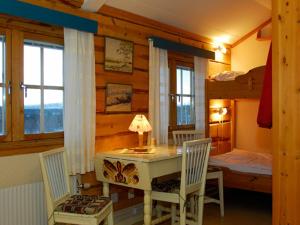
[
  {"xmin": 64, "ymin": 28, "xmax": 96, "ymax": 175},
  {"xmin": 194, "ymin": 56, "xmax": 208, "ymax": 132},
  {"xmin": 149, "ymin": 40, "xmax": 169, "ymax": 145}
]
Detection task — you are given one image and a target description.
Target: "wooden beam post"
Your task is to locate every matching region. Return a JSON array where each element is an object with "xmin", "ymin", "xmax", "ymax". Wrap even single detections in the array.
[{"xmin": 272, "ymin": 0, "xmax": 300, "ymax": 225}]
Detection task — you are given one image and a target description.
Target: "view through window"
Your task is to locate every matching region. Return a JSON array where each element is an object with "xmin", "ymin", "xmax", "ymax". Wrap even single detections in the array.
[
  {"xmin": 0, "ymin": 36, "xmax": 5, "ymax": 135},
  {"xmin": 176, "ymin": 66, "xmax": 195, "ymax": 125},
  {"xmin": 23, "ymin": 41, "xmax": 64, "ymax": 134}
]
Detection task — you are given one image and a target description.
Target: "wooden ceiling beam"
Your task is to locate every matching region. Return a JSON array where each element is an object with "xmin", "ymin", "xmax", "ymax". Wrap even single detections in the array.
[
  {"xmin": 232, "ymin": 18, "xmax": 272, "ymax": 48},
  {"xmin": 82, "ymin": 0, "xmax": 106, "ymax": 12},
  {"xmin": 57, "ymin": 0, "xmax": 84, "ymax": 8}
]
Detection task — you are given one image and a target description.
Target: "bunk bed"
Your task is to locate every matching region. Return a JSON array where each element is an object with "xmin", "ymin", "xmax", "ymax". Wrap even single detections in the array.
[
  {"xmin": 206, "ymin": 66, "xmax": 265, "ymax": 99},
  {"xmin": 206, "ymin": 65, "xmax": 272, "ymax": 194}
]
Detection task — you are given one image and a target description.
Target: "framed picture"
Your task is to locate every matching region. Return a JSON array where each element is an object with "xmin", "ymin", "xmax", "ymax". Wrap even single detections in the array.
[
  {"xmin": 105, "ymin": 83, "xmax": 132, "ymax": 113},
  {"xmin": 104, "ymin": 37, "xmax": 134, "ymax": 73}
]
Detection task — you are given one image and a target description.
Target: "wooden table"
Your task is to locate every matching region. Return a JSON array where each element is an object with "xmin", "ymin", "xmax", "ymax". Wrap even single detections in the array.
[{"xmin": 95, "ymin": 145, "xmax": 182, "ymax": 225}]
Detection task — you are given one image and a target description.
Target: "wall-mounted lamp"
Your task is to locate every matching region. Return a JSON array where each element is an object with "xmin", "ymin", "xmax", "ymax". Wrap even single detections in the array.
[
  {"xmin": 214, "ymin": 44, "xmax": 227, "ymax": 54},
  {"xmin": 218, "ymin": 107, "xmax": 228, "ymax": 116}
]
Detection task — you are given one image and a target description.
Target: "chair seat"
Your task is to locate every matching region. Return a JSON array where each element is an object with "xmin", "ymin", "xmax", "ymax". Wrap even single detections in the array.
[
  {"xmin": 207, "ymin": 165, "xmax": 222, "ymax": 173},
  {"xmin": 152, "ymin": 179, "xmax": 180, "ymax": 193},
  {"xmin": 55, "ymin": 195, "xmax": 111, "ymax": 215}
]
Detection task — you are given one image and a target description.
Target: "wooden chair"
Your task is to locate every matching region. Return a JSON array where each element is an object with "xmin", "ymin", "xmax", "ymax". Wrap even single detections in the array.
[
  {"xmin": 173, "ymin": 130, "xmax": 225, "ymax": 217},
  {"xmin": 152, "ymin": 138, "xmax": 212, "ymax": 225},
  {"xmin": 172, "ymin": 130, "xmax": 205, "ymax": 145},
  {"xmin": 39, "ymin": 148, "xmax": 114, "ymax": 225}
]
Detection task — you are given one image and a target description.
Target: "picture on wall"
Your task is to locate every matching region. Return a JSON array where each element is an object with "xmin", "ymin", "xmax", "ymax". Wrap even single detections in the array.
[
  {"xmin": 104, "ymin": 37, "xmax": 134, "ymax": 73},
  {"xmin": 106, "ymin": 83, "xmax": 132, "ymax": 113}
]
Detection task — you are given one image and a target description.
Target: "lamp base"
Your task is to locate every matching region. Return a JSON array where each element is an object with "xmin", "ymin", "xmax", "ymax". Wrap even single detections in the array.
[{"xmin": 130, "ymin": 146, "xmax": 151, "ymax": 153}]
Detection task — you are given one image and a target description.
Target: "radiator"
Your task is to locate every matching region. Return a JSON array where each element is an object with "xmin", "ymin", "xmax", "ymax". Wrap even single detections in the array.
[
  {"xmin": 0, "ymin": 182, "xmax": 47, "ymax": 225},
  {"xmin": 0, "ymin": 177, "xmax": 78, "ymax": 225}
]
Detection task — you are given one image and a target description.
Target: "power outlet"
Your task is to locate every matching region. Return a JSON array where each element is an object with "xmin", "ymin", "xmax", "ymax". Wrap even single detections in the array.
[
  {"xmin": 128, "ymin": 189, "xmax": 135, "ymax": 199},
  {"xmin": 111, "ymin": 192, "xmax": 119, "ymax": 203}
]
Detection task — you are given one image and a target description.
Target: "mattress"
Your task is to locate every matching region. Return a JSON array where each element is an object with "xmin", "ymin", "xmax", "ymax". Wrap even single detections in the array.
[{"xmin": 209, "ymin": 149, "xmax": 272, "ymax": 175}]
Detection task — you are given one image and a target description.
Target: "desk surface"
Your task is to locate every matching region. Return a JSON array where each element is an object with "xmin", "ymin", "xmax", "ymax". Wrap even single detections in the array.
[{"xmin": 96, "ymin": 145, "xmax": 182, "ymax": 162}]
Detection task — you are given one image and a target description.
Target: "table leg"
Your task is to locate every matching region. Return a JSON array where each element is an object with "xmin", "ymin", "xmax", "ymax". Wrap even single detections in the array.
[
  {"xmin": 103, "ymin": 182, "xmax": 113, "ymax": 225},
  {"xmin": 144, "ymin": 190, "xmax": 152, "ymax": 225}
]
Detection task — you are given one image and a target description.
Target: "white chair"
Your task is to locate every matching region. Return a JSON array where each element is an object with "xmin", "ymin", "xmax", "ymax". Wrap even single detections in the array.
[
  {"xmin": 172, "ymin": 130, "xmax": 205, "ymax": 145},
  {"xmin": 152, "ymin": 138, "xmax": 212, "ymax": 225},
  {"xmin": 39, "ymin": 148, "xmax": 114, "ymax": 225},
  {"xmin": 173, "ymin": 130, "xmax": 224, "ymax": 217}
]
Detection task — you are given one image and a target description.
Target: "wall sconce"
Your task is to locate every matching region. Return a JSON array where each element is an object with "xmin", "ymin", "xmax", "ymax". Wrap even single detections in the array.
[
  {"xmin": 218, "ymin": 107, "xmax": 227, "ymax": 116},
  {"xmin": 210, "ymin": 107, "xmax": 228, "ymax": 122},
  {"xmin": 214, "ymin": 44, "xmax": 227, "ymax": 54}
]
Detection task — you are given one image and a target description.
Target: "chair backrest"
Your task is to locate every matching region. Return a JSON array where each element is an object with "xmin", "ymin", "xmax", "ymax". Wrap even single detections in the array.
[
  {"xmin": 172, "ymin": 130, "xmax": 205, "ymax": 145},
  {"xmin": 39, "ymin": 148, "xmax": 71, "ymax": 214},
  {"xmin": 180, "ymin": 138, "xmax": 212, "ymax": 196}
]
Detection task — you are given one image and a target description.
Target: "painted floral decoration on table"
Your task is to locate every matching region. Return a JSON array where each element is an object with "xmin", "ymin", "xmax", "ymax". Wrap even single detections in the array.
[{"xmin": 103, "ymin": 159, "xmax": 139, "ymax": 185}]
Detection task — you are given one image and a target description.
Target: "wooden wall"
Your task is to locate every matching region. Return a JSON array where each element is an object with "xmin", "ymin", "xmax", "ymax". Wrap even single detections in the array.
[
  {"xmin": 94, "ymin": 5, "xmax": 231, "ymax": 153},
  {"xmin": 272, "ymin": 0, "xmax": 300, "ymax": 224},
  {"xmin": 1, "ymin": 1, "xmax": 232, "ymax": 211},
  {"xmin": 83, "ymin": 5, "xmax": 232, "ymax": 210}
]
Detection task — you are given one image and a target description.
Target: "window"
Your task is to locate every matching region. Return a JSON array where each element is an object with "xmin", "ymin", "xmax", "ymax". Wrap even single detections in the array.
[
  {"xmin": 169, "ymin": 58, "xmax": 195, "ymax": 131},
  {"xmin": 0, "ymin": 36, "xmax": 5, "ymax": 135},
  {"xmin": 176, "ymin": 66, "xmax": 195, "ymax": 125},
  {"xmin": 23, "ymin": 41, "xmax": 64, "ymax": 134}
]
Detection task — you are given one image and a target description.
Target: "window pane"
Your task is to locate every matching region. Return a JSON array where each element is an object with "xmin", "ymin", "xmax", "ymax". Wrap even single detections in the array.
[
  {"xmin": 182, "ymin": 69, "xmax": 191, "ymax": 94},
  {"xmin": 44, "ymin": 90, "xmax": 63, "ymax": 133},
  {"xmin": 177, "ymin": 96, "xmax": 194, "ymax": 125},
  {"xmin": 0, "ymin": 39, "xmax": 3, "ymax": 83},
  {"xmin": 24, "ymin": 45, "xmax": 41, "ymax": 85},
  {"xmin": 0, "ymin": 38, "xmax": 5, "ymax": 135},
  {"xmin": 24, "ymin": 89, "xmax": 41, "ymax": 134},
  {"xmin": 176, "ymin": 68, "xmax": 181, "ymax": 94},
  {"xmin": 0, "ymin": 87, "xmax": 4, "ymax": 135},
  {"xmin": 44, "ymin": 48, "xmax": 63, "ymax": 86}
]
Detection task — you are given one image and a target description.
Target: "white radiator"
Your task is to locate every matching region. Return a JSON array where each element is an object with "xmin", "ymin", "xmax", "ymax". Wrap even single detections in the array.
[{"xmin": 0, "ymin": 182, "xmax": 47, "ymax": 225}]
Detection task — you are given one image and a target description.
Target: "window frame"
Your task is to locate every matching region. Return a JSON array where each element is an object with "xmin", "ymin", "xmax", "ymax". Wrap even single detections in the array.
[
  {"xmin": 169, "ymin": 56, "xmax": 195, "ymax": 132},
  {"xmin": 10, "ymin": 31, "xmax": 64, "ymax": 142},
  {"xmin": 0, "ymin": 28, "xmax": 12, "ymax": 142}
]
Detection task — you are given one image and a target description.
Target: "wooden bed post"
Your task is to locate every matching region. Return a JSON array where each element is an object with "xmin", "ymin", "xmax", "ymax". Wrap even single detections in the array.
[{"xmin": 272, "ymin": 0, "xmax": 300, "ymax": 224}]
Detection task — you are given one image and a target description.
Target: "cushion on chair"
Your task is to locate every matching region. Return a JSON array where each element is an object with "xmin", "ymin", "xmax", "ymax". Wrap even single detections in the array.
[
  {"xmin": 55, "ymin": 195, "xmax": 111, "ymax": 215},
  {"xmin": 207, "ymin": 165, "xmax": 222, "ymax": 172},
  {"xmin": 152, "ymin": 179, "xmax": 180, "ymax": 193}
]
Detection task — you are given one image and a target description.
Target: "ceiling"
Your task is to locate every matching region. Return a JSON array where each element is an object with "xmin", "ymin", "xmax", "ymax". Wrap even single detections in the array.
[{"xmin": 104, "ymin": 0, "xmax": 271, "ymax": 45}]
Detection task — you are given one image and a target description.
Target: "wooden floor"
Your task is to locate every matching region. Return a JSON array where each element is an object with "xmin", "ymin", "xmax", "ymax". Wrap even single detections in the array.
[{"xmin": 135, "ymin": 188, "xmax": 272, "ymax": 225}]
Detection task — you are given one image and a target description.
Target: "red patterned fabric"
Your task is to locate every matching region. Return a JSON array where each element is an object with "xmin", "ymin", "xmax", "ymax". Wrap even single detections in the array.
[
  {"xmin": 257, "ymin": 43, "xmax": 272, "ymax": 128},
  {"xmin": 55, "ymin": 195, "xmax": 111, "ymax": 215}
]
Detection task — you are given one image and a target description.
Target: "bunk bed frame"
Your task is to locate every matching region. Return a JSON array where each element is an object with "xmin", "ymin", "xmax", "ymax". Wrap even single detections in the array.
[
  {"xmin": 206, "ymin": 66, "xmax": 265, "ymax": 99},
  {"xmin": 206, "ymin": 65, "xmax": 272, "ymax": 194}
]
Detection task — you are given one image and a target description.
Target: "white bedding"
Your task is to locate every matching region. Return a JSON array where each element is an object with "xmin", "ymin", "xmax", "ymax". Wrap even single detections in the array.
[
  {"xmin": 209, "ymin": 149, "xmax": 272, "ymax": 175},
  {"xmin": 210, "ymin": 71, "xmax": 245, "ymax": 81}
]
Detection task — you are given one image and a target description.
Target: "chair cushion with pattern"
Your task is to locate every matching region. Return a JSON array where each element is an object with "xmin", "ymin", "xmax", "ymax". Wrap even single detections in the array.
[
  {"xmin": 152, "ymin": 179, "xmax": 180, "ymax": 193},
  {"xmin": 55, "ymin": 195, "xmax": 111, "ymax": 215}
]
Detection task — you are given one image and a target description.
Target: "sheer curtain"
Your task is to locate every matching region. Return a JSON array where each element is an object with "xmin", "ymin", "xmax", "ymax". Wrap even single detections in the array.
[
  {"xmin": 64, "ymin": 28, "xmax": 96, "ymax": 175},
  {"xmin": 194, "ymin": 56, "xmax": 208, "ymax": 132},
  {"xmin": 149, "ymin": 40, "xmax": 169, "ymax": 145}
]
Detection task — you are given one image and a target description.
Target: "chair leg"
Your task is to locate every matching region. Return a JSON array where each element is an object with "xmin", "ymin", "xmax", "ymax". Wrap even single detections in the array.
[
  {"xmin": 156, "ymin": 203, "xmax": 162, "ymax": 218},
  {"xmin": 108, "ymin": 209, "xmax": 114, "ymax": 225},
  {"xmin": 171, "ymin": 203, "xmax": 177, "ymax": 225},
  {"xmin": 197, "ymin": 195, "xmax": 204, "ymax": 225},
  {"xmin": 179, "ymin": 198, "xmax": 186, "ymax": 225},
  {"xmin": 218, "ymin": 173, "xmax": 224, "ymax": 217},
  {"xmin": 190, "ymin": 195, "xmax": 195, "ymax": 218}
]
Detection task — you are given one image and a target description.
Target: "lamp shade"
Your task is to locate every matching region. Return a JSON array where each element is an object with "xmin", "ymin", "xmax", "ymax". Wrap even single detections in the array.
[{"xmin": 129, "ymin": 115, "xmax": 152, "ymax": 135}]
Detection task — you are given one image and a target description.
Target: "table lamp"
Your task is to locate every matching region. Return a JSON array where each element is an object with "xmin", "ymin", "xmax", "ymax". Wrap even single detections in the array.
[{"xmin": 129, "ymin": 115, "xmax": 152, "ymax": 151}]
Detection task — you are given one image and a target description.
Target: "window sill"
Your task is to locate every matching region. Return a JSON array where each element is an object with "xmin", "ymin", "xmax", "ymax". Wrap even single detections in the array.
[{"xmin": 0, "ymin": 135, "xmax": 64, "ymax": 157}]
